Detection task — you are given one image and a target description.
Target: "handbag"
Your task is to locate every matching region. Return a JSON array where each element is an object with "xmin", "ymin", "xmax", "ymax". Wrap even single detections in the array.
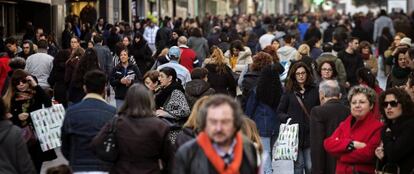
[
  {"xmin": 94, "ymin": 117, "xmax": 119, "ymax": 162},
  {"xmin": 272, "ymin": 118, "xmax": 299, "ymax": 161},
  {"xmin": 21, "ymin": 124, "xmax": 37, "ymax": 145}
]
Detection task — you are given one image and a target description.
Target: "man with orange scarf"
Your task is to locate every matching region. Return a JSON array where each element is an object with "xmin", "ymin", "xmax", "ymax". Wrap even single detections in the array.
[{"xmin": 173, "ymin": 95, "xmax": 259, "ymax": 174}]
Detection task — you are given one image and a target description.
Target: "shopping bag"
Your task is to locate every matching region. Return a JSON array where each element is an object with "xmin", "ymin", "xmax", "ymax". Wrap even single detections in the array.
[
  {"xmin": 30, "ymin": 104, "xmax": 65, "ymax": 152},
  {"xmin": 272, "ymin": 160, "xmax": 294, "ymax": 174},
  {"xmin": 272, "ymin": 118, "xmax": 299, "ymax": 161}
]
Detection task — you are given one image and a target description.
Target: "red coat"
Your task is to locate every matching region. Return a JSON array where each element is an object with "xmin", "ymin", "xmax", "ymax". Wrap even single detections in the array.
[
  {"xmin": 179, "ymin": 46, "xmax": 197, "ymax": 72},
  {"xmin": 324, "ymin": 112, "xmax": 383, "ymax": 174},
  {"xmin": 0, "ymin": 54, "xmax": 10, "ymax": 92}
]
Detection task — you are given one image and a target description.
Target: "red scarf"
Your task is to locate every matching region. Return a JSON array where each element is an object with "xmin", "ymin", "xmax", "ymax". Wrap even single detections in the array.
[{"xmin": 197, "ymin": 132, "xmax": 243, "ymax": 174}]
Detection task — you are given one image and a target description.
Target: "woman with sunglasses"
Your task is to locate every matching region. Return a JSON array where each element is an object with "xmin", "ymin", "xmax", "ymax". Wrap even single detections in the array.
[
  {"xmin": 2, "ymin": 69, "xmax": 56, "ymax": 173},
  {"xmin": 375, "ymin": 88, "xmax": 414, "ymax": 173}
]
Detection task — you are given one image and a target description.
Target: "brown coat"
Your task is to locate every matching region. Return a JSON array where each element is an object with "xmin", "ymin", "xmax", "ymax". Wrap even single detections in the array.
[{"xmin": 95, "ymin": 115, "xmax": 172, "ymax": 174}]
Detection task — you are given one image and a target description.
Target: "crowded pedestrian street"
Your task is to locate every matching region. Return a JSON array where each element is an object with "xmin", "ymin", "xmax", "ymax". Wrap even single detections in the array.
[{"xmin": 1, "ymin": 0, "xmax": 414, "ymax": 174}]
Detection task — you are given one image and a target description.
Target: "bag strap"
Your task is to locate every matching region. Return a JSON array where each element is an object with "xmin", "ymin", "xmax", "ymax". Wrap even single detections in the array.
[
  {"xmin": 295, "ymin": 94, "xmax": 310, "ymax": 118},
  {"xmin": 109, "ymin": 116, "xmax": 119, "ymax": 133}
]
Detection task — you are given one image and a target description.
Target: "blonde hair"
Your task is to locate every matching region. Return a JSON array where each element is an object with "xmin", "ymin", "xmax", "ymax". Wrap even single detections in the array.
[
  {"xmin": 296, "ymin": 44, "xmax": 310, "ymax": 60},
  {"xmin": 159, "ymin": 48, "xmax": 169, "ymax": 57},
  {"xmin": 241, "ymin": 116, "xmax": 263, "ymax": 154},
  {"xmin": 208, "ymin": 46, "xmax": 228, "ymax": 74},
  {"xmin": 183, "ymin": 96, "xmax": 210, "ymax": 132}
]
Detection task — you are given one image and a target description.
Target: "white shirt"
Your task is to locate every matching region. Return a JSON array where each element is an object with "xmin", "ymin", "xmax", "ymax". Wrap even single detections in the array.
[
  {"xmin": 259, "ymin": 33, "xmax": 275, "ymax": 50},
  {"xmin": 143, "ymin": 25, "xmax": 159, "ymax": 44},
  {"xmin": 25, "ymin": 51, "xmax": 54, "ymax": 88}
]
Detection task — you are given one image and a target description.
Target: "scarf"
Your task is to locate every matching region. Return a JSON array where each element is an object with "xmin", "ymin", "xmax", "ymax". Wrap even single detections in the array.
[
  {"xmin": 155, "ymin": 81, "xmax": 184, "ymax": 108},
  {"xmin": 361, "ymin": 53, "xmax": 370, "ymax": 60},
  {"xmin": 196, "ymin": 132, "xmax": 243, "ymax": 174},
  {"xmin": 15, "ymin": 89, "xmax": 35, "ymax": 101}
]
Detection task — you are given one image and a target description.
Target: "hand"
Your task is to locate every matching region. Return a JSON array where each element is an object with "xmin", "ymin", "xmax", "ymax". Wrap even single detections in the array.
[
  {"xmin": 125, "ymin": 79, "xmax": 132, "ymax": 86},
  {"xmin": 6, "ymin": 113, "xmax": 12, "ymax": 119},
  {"xmin": 18, "ymin": 113, "xmax": 29, "ymax": 121},
  {"xmin": 353, "ymin": 141, "xmax": 366, "ymax": 149},
  {"xmin": 120, "ymin": 77, "xmax": 128, "ymax": 85},
  {"xmin": 345, "ymin": 82, "xmax": 351, "ymax": 88},
  {"xmin": 155, "ymin": 109, "xmax": 168, "ymax": 117},
  {"xmin": 26, "ymin": 76, "xmax": 37, "ymax": 87},
  {"xmin": 375, "ymin": 144, "xmax": 384, "ymax": 160}
]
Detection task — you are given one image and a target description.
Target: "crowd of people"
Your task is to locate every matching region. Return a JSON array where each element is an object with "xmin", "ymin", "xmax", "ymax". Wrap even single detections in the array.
[{"xmin": 1, "ymin": 8, "xmax": 414, "ymax": 174}]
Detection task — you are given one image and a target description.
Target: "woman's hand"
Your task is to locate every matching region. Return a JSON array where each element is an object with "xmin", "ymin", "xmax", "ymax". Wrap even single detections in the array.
[
  {"xmin": 353, "ymin": 141, "xmax": 367, "ymax": 149},
  {"xmin": 18, "ymin": 112, "xmax": 29, "ymax": 121},
  {"xmin": 155, "ymin": 109, "xmax": 168, "ymax": 117},
  {"xmin": 26, "ymin": 76, "xmax": 37, "ymax": 87},
  {"xmin": 375, "ymin": 143, "xmax": 384, "ymax": 160}
]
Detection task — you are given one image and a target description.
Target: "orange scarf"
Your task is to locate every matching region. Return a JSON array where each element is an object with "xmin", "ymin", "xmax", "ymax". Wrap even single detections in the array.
[{"xmin": 197, "ymin": 131, "xmax": 243, "ymax": 174}]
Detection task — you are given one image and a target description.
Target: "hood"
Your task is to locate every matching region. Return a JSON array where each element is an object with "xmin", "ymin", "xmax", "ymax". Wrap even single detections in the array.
[
  {"xmin": 185, "ymin": 79, "xmax": 211, "ymax": 96},
  {"xmin": 277, "ymin": 46, "xmax": 297, "ymax": 62},
  {"xmin": 0, "ymin": 121, "xmax": 13, "ymax": 142}
]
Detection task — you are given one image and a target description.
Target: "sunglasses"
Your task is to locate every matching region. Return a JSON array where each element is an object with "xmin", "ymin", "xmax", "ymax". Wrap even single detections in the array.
[{"xmin": 382, "ymin": 100, "xmax": 399, "ymax": 108}]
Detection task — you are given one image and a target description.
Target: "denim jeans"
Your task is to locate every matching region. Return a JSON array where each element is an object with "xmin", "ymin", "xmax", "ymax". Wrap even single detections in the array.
[
  {"xmin": 294, "ymin": 147, "xmax": 311, "ymax": 174},
  {"xmin": 261, "ymin": 137, "xmax": 272, "ymax": 174}
]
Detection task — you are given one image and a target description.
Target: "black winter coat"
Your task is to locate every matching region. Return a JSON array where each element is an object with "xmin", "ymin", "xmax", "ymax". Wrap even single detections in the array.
[
  {"xmin": 205, "ymin": 64, "xmax": 237, "ymax": 97},
  {"xmin": 377, "ymin": 116, "xmax": 414, "ymax": 174},
  {"xmin": 130, "ymin": 42, "xmax": 154, "ymax": 74},
  {"xmin": 337, "ymin": 50, "xmax": 364, "ymax": 86},
  {"xmin": 310, "ymin": 99, "xmax": 350, "ymax": 174},
  {"xmin": 277, "ymin": 85, "xmax": 320, "ymax": 148},
  {"xmin": 185, "ymin": 79, "xmax": 215, "ymax": 108},
  {"xmin": 110, "ymin": 63, "xmax": 142, "ymax": 100}
]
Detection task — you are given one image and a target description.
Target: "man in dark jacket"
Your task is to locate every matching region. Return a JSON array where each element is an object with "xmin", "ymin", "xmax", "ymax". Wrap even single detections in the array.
[
  {"xmin": 173, "ymin": 95, "xmax": 258, "ymax": 174},
  {"xmin": 61, "ymin": 70, "xmax": 116, "ymax": 173},
  {"xmin": 310, "ymin": 80, "xmax": 349, "ymax": 174},
  {"xmin": 337, "ymin": 37, "xmax": 364, "ymax": 88},
  {"xmin": 94, "ymin": 34, "xmax": 113, "ymax": 78},
  {"xmin": 155, "ymin": 17, "xmax": 173, "ymax": 56},
  {"xmin": 0, "ymin": 98, "xmax": 36, "ymax": 174},
  {"xmin": 185, "ymin": 67, "xmax": 215, "ymax": 108}
]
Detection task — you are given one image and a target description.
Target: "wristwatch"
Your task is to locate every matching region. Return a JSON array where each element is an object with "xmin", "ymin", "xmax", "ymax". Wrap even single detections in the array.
[{"xmin": 347, "ymin": 141, "xmax": 355, "ymax": 151}]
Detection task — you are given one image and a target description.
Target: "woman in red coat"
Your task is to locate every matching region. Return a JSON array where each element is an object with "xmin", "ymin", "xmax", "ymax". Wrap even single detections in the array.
[{"xmin": 324, "ymin": 85, "xmax": 383, "ymax": 174}]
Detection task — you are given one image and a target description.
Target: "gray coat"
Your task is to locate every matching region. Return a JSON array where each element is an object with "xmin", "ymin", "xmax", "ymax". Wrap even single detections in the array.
[
  {"xmin": 94, "ymin": 44, "xmax": 113, "ymax": 77},
  {"xmin": 0, "ymin": 120, "xmax": 36, "ymax": 174},
  {"xmin": 188, "ymin": 37, "xmax": 209, "ymax": 63}
]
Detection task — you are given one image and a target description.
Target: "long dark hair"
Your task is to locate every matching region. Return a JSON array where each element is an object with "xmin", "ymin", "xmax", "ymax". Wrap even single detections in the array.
[
  {"xmin": 357, "ymin": 67, "xmax": 376, "ymax": 89},
  {"xmin": 132, "ymin": 32, "xmax": 147, "ymax": 48},
  {"xmin": 285, "ymin": 62, "xmax": 314, "ymax": 92},
  {"xmin": 72, "ymin": 48, "xmax": 101, "ymax": 87},
  {"xmin": 256, "ymin": 65, "xmax": 282, "ymax": 109},
  {"xmin": 119, "ymin": 84, "xmax": 155, "ymax": 117}
]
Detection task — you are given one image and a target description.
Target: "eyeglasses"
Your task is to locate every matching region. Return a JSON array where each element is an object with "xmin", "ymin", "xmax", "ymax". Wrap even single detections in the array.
[
  {"xmin": 295, "ymin": 72, "xmax": 306, "ymax": 76},
  {"xmin": 321, "ymin": 68, "xmax": 332, "ymax": 72},
  {"xmin": 382, "ymin": 100, "xmax": 399, "ymax": 108}
]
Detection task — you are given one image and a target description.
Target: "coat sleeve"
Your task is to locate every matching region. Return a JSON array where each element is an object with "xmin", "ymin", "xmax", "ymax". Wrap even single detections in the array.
[
  {"xmin": 336, "ymin": 59, "xmax": 347, "ymax": 86},
  {"xmin": 382, "ymin": 124, "xmax": 414, "ymax": 163},
  {"xmin": 164, "ymin": 90, "xmax": 191, "ymax": 119},
  {"xmin": 276, "ymin": 93, "xmax": 290, "ymax": 123},
  {"xmin": 310, "ymin": 108, "xmax": 327, "ymax": 174},
  {"xmin": 34, "ymin": 85, "xmax": 52, "ymax": 107},
  {"xmin": 172, "ymin": 146, "xmax": 189, "ymax": 174},
  {"xmin": 109, "ymin": 67, "xmax": 122, "ymax": 87},
  {"xmin": 14, "ymin": 127, "xmax": 37, "ymax": 174},
  {"xmin": 323, "ymin": 121, "xmax": 352, "ymax": 157},
  {"xmin": 339, "ymin": 125, "xmax": 382, "ymax": 163},
  {"xmin": 60, "ymin": 114, "xmax": 71, "ymax": 160},
  {"xmin": 225, "ymin": 66, "xmax": 237, "ymax": 97}
]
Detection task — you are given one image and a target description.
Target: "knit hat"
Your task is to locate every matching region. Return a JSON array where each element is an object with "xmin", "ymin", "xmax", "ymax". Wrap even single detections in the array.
[
  {"xmin": 168, "ymin": 46, "xmax": 181, "ymax": 59},
  {"xmin": 400, "ymin": 37, "xmax": 412, "ymax": 47}
]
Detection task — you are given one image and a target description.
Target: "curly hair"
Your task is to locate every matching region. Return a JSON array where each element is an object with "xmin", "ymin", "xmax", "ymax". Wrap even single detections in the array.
[
  {"xmin": 348, "ymin": 85, "xmax": 377, "ymax": 107},
  {"xmin": 250, "ymin": 52, "xmax": 272, "ymax": 71},
  {"xmin": 208, "ymin": 46, "xmax": 228, "ymax": 74},
  {"xmin": 379, "ymin": 87, "xmax": 414, "ymax": 123},
  {"xmin": 261, "ymin": 45, "xmax": 279, "ymax": 63}
]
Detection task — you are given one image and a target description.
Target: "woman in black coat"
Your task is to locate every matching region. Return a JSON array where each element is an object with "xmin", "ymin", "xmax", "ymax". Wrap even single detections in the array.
[
  {"xmin": 376, "ymin": 88, "xmax": 414, "ymax": 173},
  {"xmin": 130, "ymin": 32, "xmax": 154, "ymax": 74},
  {"xmin": 0, "ymin": 98, "xmax": 36, "ymax": 174},
  {"xmin": 276, "ymin": 62, "xmax": 320, "ymax": 174},
  {"xmin": 2, "ymin": 70, "xmax": 56, "ymax": 173},
  {"xmin": 48, "ymin": 49, "xmax": 71, "ymax": 107}
]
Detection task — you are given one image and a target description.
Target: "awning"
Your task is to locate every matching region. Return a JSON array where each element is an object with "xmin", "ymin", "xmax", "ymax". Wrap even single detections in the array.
[{"xmin": 24, "ymin": 0, "xmax": 52, "ymax": 4}]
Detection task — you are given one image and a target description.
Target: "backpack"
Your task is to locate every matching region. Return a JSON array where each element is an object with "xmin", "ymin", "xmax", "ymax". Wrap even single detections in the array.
[{"xmin": 241, "ymin": 66, "xmax": 261, "ymax": 97}]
